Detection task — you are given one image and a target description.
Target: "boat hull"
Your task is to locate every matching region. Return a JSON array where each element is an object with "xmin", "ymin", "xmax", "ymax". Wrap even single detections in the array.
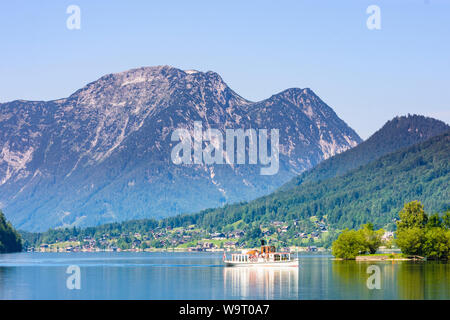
[{"xmin": 224, "ymin": 259, "xmax": 299, "ymax": 267}]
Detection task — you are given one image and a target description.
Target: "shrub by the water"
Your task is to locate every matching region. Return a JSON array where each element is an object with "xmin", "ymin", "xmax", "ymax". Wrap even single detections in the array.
[
  {"xmin": 395, "ymin": 201, "xmax": 450, "ymax": 260},
  {"xmin": 331, "ymin": 224, "xmax": 384, "ymax": 259},
  {"xmin": 332, "ymin": 201, "xmax": 450, "ymax": 260}
]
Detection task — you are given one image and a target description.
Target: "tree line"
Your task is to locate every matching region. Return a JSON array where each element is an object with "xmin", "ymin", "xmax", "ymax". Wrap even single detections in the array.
[
  {"xmin": 331, "ymin": 201, "xmax": 450, "ymax": 260},
  {"xmin": 0, "ymin": 210, "xmax": 22, "ymax": 253}
]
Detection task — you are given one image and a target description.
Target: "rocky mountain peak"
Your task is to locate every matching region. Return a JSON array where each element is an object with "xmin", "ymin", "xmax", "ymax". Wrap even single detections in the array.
[
  {"xmin": 65, "ymin": 66, "xmax": 250, "ymax": 112},
  {"xmin": 366, "ymin": 114, "xmax": 450, "ymax": 149},
  {"xmin": 0, "ymin": 66, "xmax": 363, "ymax": 231},
  {"xmin": 264, "ymin": 87, "xmax": 327, "ymax": 117}
]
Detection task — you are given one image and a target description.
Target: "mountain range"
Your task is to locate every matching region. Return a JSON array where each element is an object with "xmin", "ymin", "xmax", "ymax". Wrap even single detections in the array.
[
  {"xmin": 159, "ymin": 116, "xmax": 449, "ymax": 231},
  {"xmin": 23, "ymin": 115, "xmax": 449, "ymax": 246},
  {"xmin": 0, "ymin": 66, "xmax": 361, "ymax": 231}
]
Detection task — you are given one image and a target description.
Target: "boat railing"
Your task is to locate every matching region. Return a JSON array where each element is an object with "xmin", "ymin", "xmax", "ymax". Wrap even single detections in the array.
[{"xmin": 230, "ymin": 252, "xmax": 293, "ymax": 262}]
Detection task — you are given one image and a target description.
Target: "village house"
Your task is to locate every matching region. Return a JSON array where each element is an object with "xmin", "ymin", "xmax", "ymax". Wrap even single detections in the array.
[
  {"xmin": 228, "ymin": 230, "xmax": 244, "ymax": 239},
  {"xmin": 382, "ymin": 231, "xmax": 394, "ymax": 242},
  {"xmin": 211, "ymin": 232, "xmax": 226, "ymax": 240},
  {"xmin": 224, "ymin": 241, "xmax": 238, "ymax": 249}
]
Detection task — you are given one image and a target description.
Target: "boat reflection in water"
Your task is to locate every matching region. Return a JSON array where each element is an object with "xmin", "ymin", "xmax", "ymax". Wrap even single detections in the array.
[{"xmin": 223, "ymin": 266, "xmax": 299, "ymax": 299}]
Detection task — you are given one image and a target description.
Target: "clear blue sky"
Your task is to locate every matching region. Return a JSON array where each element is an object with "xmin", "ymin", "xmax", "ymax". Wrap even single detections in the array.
[{"xmin": 0, "ymin": 0, "xmax": 449, "ymax": 138}]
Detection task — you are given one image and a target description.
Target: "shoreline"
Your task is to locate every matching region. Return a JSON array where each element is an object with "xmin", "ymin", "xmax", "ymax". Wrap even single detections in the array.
[
  {"xmin": 22, "ymin": 248, "xmax": 331, "ymax": 254},
  {"xmin": 355, "ymin": 254, "xmax": 426, "ymax": 261},
  {"xmin": 23, "ymin": 247, "xmax": 331, "ymax": 254}
]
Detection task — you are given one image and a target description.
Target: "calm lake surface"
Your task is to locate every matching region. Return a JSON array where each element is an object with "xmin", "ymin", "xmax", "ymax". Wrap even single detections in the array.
[{"xmin": 0, "ymin": 252, "xmax": 449, "ymax": 300}]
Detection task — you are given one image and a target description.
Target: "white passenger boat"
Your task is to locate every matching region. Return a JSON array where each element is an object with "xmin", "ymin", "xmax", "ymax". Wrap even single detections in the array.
[{"xmin": 223, "ymin": 240, "xmax": 299, "ymax": 267}]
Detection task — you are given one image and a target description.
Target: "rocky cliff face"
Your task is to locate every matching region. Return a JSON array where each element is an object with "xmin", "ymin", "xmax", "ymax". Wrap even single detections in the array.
[{"xmin": 0, "ymin": 66, "xmax": 361, "ymax": 231}]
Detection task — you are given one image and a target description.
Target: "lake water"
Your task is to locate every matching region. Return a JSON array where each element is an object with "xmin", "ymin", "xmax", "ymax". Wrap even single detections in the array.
[{"xmin": 0, "ymin": 252, "xmax": 449, "ymax": 300}]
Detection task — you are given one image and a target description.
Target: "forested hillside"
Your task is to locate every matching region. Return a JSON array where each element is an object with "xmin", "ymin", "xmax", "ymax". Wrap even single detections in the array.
[
  {"xmin": 0, "ymin": 210, "xmax": 22, "ymax": 253},
  {"xmin": 21, "ymin": 126, "xmax": 450, "ymax": 247},
  {"xmin": 282, "ymin": 115, "xmax": 449, "ymax": 190},
  {"xmin": 160, "ymin": 130, "xmax": 450, "ymax": 231}
]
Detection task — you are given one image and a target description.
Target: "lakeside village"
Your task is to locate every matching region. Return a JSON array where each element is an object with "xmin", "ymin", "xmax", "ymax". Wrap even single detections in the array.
[{"xmin": 25, "ymin": 216, "xmax": 395, "ymax": 254}]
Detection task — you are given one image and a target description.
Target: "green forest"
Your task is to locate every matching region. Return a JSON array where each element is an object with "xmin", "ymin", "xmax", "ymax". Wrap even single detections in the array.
[
  {"xmin": 332, "ymin": 201, "xmax": 450, "ymax": 260},
  {"xmin": 158, "ymin": 131, "xmax": 449, "ymax": 232},
  {"xmin": 0, "ymin": 210, "xmax": 22, "ymax": 253},
  {"xmin": 21, "ymin": 130, "xmax": 449, "ymax": 249},
  {"xmin": 282, "ymin": 115, "xmax": 449, "ymax": 190}
]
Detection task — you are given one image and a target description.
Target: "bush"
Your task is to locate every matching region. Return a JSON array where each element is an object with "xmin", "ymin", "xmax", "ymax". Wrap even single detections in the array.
[
  {"xmin": 395, "ymin": 201, "xmax": 450, "ymax": 260},
  {"xmin": 331, "ymin": 229, "xmax": 366, "ymax": 259},
  {"xmin": 360, "ymin": 223, "xmax": 384, "ymax": 254},
  {"xmin": 423, "ymin": 228, "xmax": 450, "ymax": 260},
  {"xmin": 396, "ymin": 227, "xmax": 425, "ymax": 256},
  {"xmin": 331, "ymin": 224, "xmax": 384, "ymax": 259}
]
